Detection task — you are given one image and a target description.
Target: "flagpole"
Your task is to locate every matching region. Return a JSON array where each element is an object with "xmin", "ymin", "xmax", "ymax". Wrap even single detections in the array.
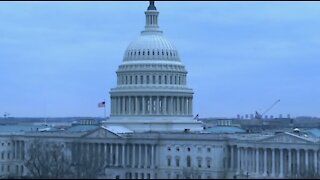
[{"xmin": 104, "ymin": 99, "xmax": 106, "ymax": 119}]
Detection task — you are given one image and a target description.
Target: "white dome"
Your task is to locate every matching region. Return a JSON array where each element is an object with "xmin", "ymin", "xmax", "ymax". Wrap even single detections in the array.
[{"xmin": 123, "ymin": 33, "xmax": 180, "ymax": 61}]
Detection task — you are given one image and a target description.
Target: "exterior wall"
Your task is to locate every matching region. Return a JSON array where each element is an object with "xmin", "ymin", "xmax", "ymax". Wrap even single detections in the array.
[{"xmin": 0, "ymin": 132, "xmax": 319, "ymax": 179}]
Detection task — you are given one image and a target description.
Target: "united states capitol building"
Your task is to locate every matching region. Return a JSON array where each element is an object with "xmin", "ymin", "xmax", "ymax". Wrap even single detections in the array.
[{"xmin": 1, "ymin": 1, "xmax": 320, "ymax": 179}]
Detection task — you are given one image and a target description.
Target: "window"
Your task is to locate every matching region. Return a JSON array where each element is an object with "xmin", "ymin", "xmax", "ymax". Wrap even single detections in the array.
[
  {"xmin": 167, "ymin": 157, "xmax": 171, "ymax": 166},
  {"xmin": 152, "ymin": 51, "xmax": 155, "ymax": 56},
  {"xmin": 7, "ymin": 165, "xmax": 10, "ymax": 173},
  {"xmin": 147, "ymin": 76, "xmax": 150, "ymax": 84},
  {"xmin": 198, "ymin": 147, "xmax": 202, "ymax": 152},
  {"xmin": 1, "ymin": 165, "xmax": 3, "ymax": 172},
  {"xmin": 153, "ymin": 75, "xmax": 156, "ymax": 84},
  {"xmin": 165, "ymin": 76, "xmax": 167, "ymax": 84},
  {"xmin": 147, "ymin": 51, "xmax": 150, "ymax": 55},
  {"xmin": 168, "ymin": 147, "xmax": 171, "ymax": 151},
  {"xmin": 187, "ymin": 156, "xmax": 191, "ymax": 167},
  {"xmin": 170, "ymin": 76, "xmax": 172, "ymax": 84},
  {"xmin": 140, "ymin": 75, "xmax": 143, "ymax": 84},
  {"xmin": 198, "ymin": 158, "xmax": 202, "ymax": 168},
  {"xmin": 1, "ymin": 152, "xmax": 3, "ymax": 160},
  {"xmin": 130, "ymin": 76, "xmax": 132, "ymax": 84},
  {"xmin": 143, "ymin": 51, "xmax": 145, "ymax": 55},
  {"xmin": 7, "ymin": 152, "xmax": 10, "ymax": 160},
  {"xmin": 135, "ymin": 76, "xmax": 138, "ymax": 84},
  {"xmin": 207, "ymin": 148, "xmax": 211, "ymax": 152},
  {"xmin": 176, "ymin": 174, "xmax": 179, "ymax": 179},
  {"xmin": 176, "ymin": 147, "xmax": 180, "ymax": 152},
  {"xmin": 174, "ymin": 76, "xmax": 177, "ymax": 84},
  {"xmin": 176, "ymin": 158, "xmax": 180, "ymax": 167},
  {"xmin": 187, "ymin": 147, "xmax": 191, "ymax": 152},
  {"xmin": 159, "ymin": 76, "xmax": 162, "ymax": 84},
  {"xmin": 207, "ymin": 159, "xmax": 211, "ymax": 168},
  {"xmin": 167, "ymin": 173, "xmax": 171, "ymax": 179}
]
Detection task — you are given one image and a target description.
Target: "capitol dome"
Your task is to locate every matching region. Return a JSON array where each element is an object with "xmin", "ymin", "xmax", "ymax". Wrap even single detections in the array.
[
  {"xmin": 107, "ymin": 1, "xmax": 203, "ymax": 132},
  {"xmin": 123, "ymin": 33, "xmax": 180, "ymax": 61}
]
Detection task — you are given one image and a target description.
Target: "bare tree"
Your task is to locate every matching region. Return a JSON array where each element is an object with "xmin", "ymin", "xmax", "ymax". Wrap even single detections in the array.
[
  {"xmin": 287, "ymin": 168, "xmax": 320, "ymax": 179},
  {"xmin": 67, "ymin": 141, "xmax": 107, "ymax": 179},
  {"xmin": 182, "ymin": 167, "xmax": 201, "ymax": 179},
  {"xmin": 24, "ymin": 139, "xmax": 72, "ymax": 179}
]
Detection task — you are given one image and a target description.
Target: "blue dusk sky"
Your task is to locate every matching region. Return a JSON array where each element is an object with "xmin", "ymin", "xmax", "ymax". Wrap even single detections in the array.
[{"xmin": 0, "ymin": 1, "xmax": 320, "ymax": 118}]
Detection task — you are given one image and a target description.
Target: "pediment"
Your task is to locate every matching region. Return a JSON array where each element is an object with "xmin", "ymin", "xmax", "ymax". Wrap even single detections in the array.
[
  {"xmin": 82, "ymin": 127, "xmax": 121, "ymax": 139},
  {"xmin": 260, "ymin": 133, "xmax": 313, "ymax": 144}
]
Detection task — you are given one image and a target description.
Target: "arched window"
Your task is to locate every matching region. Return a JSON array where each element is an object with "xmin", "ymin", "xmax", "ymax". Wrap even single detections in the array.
[
  {"xmin": 159, "ymin": 75, "xmax": 162, "ymax": 84},
  {"xmin": 135, "ymin": 76, "xmax": 138, "ymax": 84},
  {"xmin": 140, "ymin": 75, "xmax": 143, "ymax": 84},
  {"xmin": 153, "ymin": 75, "xmax": 156, "ymax": 84},
  {"xmin": 164, "ymin": 76, "xmax": 167, "ymax": 84},
  {"xmin": 147, "ymin": 75, "xmax": 150, "ymax": 84}
]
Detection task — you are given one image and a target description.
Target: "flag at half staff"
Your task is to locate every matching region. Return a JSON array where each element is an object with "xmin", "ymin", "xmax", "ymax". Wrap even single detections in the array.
[{"xmin": 98, "ymin": 101, "xmax": 105, "ymax": 108}]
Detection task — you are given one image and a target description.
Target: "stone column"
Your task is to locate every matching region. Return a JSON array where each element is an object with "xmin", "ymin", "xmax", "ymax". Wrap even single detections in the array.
[
  {"xmin": 145, "ymin": 145, "xmax": 148, "ymax": 168},
  {"xmin": 305, "ymin": 149, "xmax": 309, "ymax": 171},
  {"xmin": 263, "ymin": 148, "xmax": 267, "ymax": 176},
  {"xmin": 170, "ymin": 97, "xmax": 173, "ymax": 115},
  {"xmin": 132, "ymin": 144, "xmax": 136, "ymax": 168},
  {"xmin": 156, "ymin": 96, "xmax": 159, "ymax": 115},
  {"xmin": 151, "ymin": 145, "xmax": 155, "ymax": 168},
  {"xmin": 122, "ymin": 97, "xmax": 125, "ymax": 115},
  {"xmin": 177, "ymin": 97, "xmax": 180, "ymax": 115},
  {"xmin": 163, "ymin": 96, "xmax": 167, "ymax": 115},
  {"xmin": 272, "ymin": 148, "xmax": 275, "ymax": 177},
  {"xmin": 256, "ymin": 148, "xmax": 259, "ymax": 174},
  {"xmin": 280, "ymin": 149, "xmax": 284, "ymax": 177},
  {"xmin": 138, "ymin": 144, "xmax": 142, "ymax": 168},
  {"xmin": 237, "ymin": 147, "xmax": 240, "ymax": 174},
  {"xmin": 128, "ymin": 97, "xmax": 132, "ymax": 114},
  {"xmin": 314, "ymin": 150, "xmax": 318, "ymax": 174},
  {"xmin": 110, "ymin": 144, "xmax": 113, "ymax": 166},
  {"xmin": 135, "ymin": 96, "xmax": 138, "ymax": 115},
  {"xmin": 142, "ymin": 96, "xmax": 146, "ymax": 115},
  {"xmin": 115, "ymin": 144, "xmax": 119, "ymax": 166},
  {"xmin": 230, "ymin": 146, "xmax": 234, "ymax": 170},
  {"xmin": 104, "ymin": 144, "xmax": 107, "ymax": 165},
  {"xmin": 149, "ymin": 96, "xmax": 152, "ymax": 115},
  {"xmin": 288, "ymin": 149, "xmax": 292, "ymax": 175},
  {"xmin": 190, "ymin": 98, "xmax": 193, "ymax": 115},
  {"xmin": 122, "ymin": 144, "xmax": 125, "ymax": 167},
  {"xmin": 244, "ymin": 147, "xmax": 247, "ymax": 173},
  {"xmin": 297, "ymin": 149, "xmax": 300, "ymax": 175}
]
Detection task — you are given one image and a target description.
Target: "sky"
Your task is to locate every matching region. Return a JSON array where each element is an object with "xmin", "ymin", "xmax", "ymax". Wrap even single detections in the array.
[{"xmin": 0, "ymin": 1, "xmax": 320, "ymax": 118}]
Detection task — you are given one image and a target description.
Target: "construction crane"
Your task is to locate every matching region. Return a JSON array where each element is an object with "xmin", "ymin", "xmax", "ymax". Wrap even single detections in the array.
[{"xmin": 255, "ymin": 99, "xmax": 280, "ymax": 119}]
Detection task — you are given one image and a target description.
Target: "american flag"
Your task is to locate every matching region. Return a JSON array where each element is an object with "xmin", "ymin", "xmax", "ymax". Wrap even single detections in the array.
[{"xmin": 98, "ymin": 101, "xmax": 105, "ymax": 108}]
